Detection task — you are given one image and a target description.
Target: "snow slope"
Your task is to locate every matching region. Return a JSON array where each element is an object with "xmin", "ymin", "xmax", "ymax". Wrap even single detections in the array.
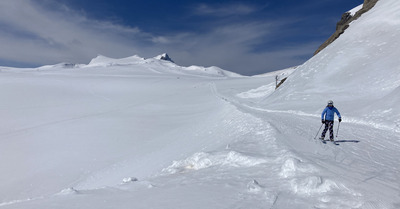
[
  {"xmin": 262, "ymin": 0, "xmax": 400, "ymax": 131},
  {"xmin": 1, "ymin": 0, "xmax": 400, "ymax": 208}
]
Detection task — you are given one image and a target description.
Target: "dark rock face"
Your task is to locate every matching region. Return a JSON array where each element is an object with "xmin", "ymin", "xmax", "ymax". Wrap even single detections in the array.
[
  {"xmin": 336, "ymin": 12, "xmax": 352, "ymax": 31},
  {"xmin": 314, "ymin": 0, "xmax": 379, "ymax": 55},
  {"xmin": 159, "ymin": 53, "xmax": 175, "ymax": 63}
]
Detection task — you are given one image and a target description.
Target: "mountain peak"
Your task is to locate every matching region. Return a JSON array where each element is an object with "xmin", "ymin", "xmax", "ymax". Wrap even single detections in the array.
[
  {"xmin": 314, "ymin": 0, "xmax": 379, "ymax": 55},
  {"xmin": 155, "ymin": 53, "xmax": 175, "ymax": 63}
]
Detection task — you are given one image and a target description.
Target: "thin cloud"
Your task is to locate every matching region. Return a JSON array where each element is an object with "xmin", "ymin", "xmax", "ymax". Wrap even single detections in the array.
[
  {"xmin": 194, "ymin": 3, "xmax": 259, "ymax": 17},
  {"xmin": 0, "ymin": 0, "xmax": 156, "ymax": 66}
]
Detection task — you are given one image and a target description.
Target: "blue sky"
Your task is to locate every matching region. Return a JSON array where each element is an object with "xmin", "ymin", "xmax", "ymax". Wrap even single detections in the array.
[{"xmin": 0, "ymin": 0, "xmax": 363, "ymax": 75}]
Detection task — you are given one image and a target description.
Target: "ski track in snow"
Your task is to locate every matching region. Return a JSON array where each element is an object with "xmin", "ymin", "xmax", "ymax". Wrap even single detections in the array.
[{"xmin": 204, "ymin": 81, "xmax": 400, "ymax": 208}]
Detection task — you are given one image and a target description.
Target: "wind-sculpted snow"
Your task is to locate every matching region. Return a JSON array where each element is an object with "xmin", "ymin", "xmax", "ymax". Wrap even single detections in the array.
[
  {"xmin": 279, "ymin": 157, "xmax": 317, "ymax": 178},
  {"xmin": 163, "ymin": 151, "xmax": 269, "ymax": 174},
  {"xmin": 290, "ymin": 176, "xmax": 339, "ymax": 195},
  {"xmin": 57, "ymin": 188, "xmax": 80, "ymax": 196}
]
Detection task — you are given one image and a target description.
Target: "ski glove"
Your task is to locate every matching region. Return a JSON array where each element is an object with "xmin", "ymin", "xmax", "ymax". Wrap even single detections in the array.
[
  {"xmin": 322, "ymin": 120, "xmax": 325, "ymax": 124},
  {"xmin": 339, "ymin": 118, "xmax": 342, "ymax": 122}
]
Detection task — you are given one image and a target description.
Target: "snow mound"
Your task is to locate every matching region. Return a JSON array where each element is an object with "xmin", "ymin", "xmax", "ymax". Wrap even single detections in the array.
[
  {"xmin": 57, "ymin": 187, "xmax": 79, "ymax": 195},
  {"xmin": 87, "ymin": 55, "xmax": 145, "ymax": 67},
  {"xmin": 279, "ymin": 157, "xmax": 317, "ymax": 178},
  {"xmin": 163, "ymin": 151, "xmax": 268, "ymax": 174},
  {"xmin": 290, "ymin": 176, "xmax": 339, "ymax": 195},
  {"xmin": 182, "ymin": 65, "xmax": 242, "ymax": 77},
  {"xmin": 247, "ymin": 179, "xmax": 264, "ymax": 193}
]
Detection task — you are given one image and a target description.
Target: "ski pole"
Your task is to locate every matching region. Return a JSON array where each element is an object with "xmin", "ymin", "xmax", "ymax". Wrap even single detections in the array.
[
  {"xmin": 336, "ymin": 122, "xmax": 341, "ymax": 138},
  {"xmin": 314, "ymin": 123, "xmax": 324, "ymax": 139}
]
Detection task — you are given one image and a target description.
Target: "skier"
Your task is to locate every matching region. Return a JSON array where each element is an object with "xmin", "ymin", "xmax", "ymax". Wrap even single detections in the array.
[{"xmin": 320, "ymin": 100, "xmax": 341, "ymax": 141}]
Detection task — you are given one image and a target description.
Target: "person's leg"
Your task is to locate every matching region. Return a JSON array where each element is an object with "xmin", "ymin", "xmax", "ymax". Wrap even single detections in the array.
[
  {"xmin": 321, "ymin": 122, "xmax": 329, "ymax": 139},
  {"xmin": 329, "ymin": 121, "xmax": 334, "ymax": 141}
]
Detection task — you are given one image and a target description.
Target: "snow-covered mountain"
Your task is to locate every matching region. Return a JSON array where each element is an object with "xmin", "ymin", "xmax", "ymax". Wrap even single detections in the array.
[
  {"xmin": 1, "ymin": 0, "xmax": 399, "ymax": 209},
  {"xmin": 1, "ymin": 53, "xmax": 241, "ymax": 78},
  {"xmin": 263, "ymin": 0, "xmax": 400, "ymax": 131},
  {"xmin": 86, "ymin": 53, "xmax": 242, "ymax": 77},
  {"xmin": 87, "ymin": 54, "xmax": 146, "ymax": 67}
]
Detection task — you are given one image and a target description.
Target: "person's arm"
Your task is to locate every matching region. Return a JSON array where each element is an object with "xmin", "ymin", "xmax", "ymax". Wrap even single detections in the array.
[
  {"xmin": 321, "ymin": 108, "xmax": 327, "ymax": 123},
  {"xmin": 335, "ymin": 108, "xmax": 342, "ymax": 122}
]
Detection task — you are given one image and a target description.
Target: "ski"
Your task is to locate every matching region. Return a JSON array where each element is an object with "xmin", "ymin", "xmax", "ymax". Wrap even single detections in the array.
[
  {"xmin": 319, "ymin": 138, "xmax": 327, "ymax": 144},
  {"xmin": 319, "ymin": 138, "xmax": 339, "ymax": 145},
  {"xmin": 331, "ymin": 140, "xmax": 339, "ymax": 145}
]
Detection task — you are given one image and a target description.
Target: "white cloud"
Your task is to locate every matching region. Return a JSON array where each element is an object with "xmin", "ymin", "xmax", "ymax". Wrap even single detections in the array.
[
  {"xmin": 0, "ymin": 0, "xmax": 155, "ymax": 65},
  {"xmin": 0, "ymin": 0, "xmax": 314, "ymax": 75}
]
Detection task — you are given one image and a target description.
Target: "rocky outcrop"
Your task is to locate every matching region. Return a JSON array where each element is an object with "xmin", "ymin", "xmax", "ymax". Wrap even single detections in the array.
[
  {"xmin": 314, "ymin": 0, "xmax": 379, "ymax": 55},
  {"xmin": 156, "ymin": 53, "xmax": 175, "ymax": 63}
]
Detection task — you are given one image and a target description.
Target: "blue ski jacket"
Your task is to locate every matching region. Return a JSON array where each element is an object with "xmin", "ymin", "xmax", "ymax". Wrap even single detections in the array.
[{"xmin": 321, "ymin": 106, "xmax": 341, "ymax": 121}]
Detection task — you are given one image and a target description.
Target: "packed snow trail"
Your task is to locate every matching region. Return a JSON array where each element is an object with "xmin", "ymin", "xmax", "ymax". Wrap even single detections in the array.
[{"xmin": 212, "ymin": 79, "xmax": 400, "ymax": 208}]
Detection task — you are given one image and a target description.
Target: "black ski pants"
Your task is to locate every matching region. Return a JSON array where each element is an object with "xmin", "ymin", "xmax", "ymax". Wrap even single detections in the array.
[{"xmin": 321, "ymin": 120, "xmax": 334, "ymax": 140}]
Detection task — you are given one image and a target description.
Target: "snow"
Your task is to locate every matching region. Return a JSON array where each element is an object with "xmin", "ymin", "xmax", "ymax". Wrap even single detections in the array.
[
  {"xmin": 87, "ymin": 54, "xmax": 145, "ymax": 67},
  {"xmin": 1, "ymin": 0, "xmax": 400, "ymax": 208},
  {"xmin": 154, "ymin": 53, "xmax": 175, "ymax": 63},
  {"xmin": 349, "ymin": 4, "xmax": 363, "ymax": 16},
  {"xmin": 238, "ymin": 66, "xmax": 296, "ymax": 99}
]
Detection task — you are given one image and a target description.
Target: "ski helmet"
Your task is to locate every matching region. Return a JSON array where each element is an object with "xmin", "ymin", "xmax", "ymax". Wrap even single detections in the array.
[{"xmin": 327, "ymin": 100, "xmax": 334, "ymax": 105}]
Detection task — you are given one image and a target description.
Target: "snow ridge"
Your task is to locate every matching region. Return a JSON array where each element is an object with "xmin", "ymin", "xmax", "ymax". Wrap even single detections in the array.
[
  {"xmin": 28, "ymin": 54, "xmax": 242, "ymax": 78},
  {"xmin": 87, "ymin": 55, "xmax": 145, "ymax": 67},
  {"xmin": 163, "ymin": 151, "xmax": 268, "ymax": 174}
]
